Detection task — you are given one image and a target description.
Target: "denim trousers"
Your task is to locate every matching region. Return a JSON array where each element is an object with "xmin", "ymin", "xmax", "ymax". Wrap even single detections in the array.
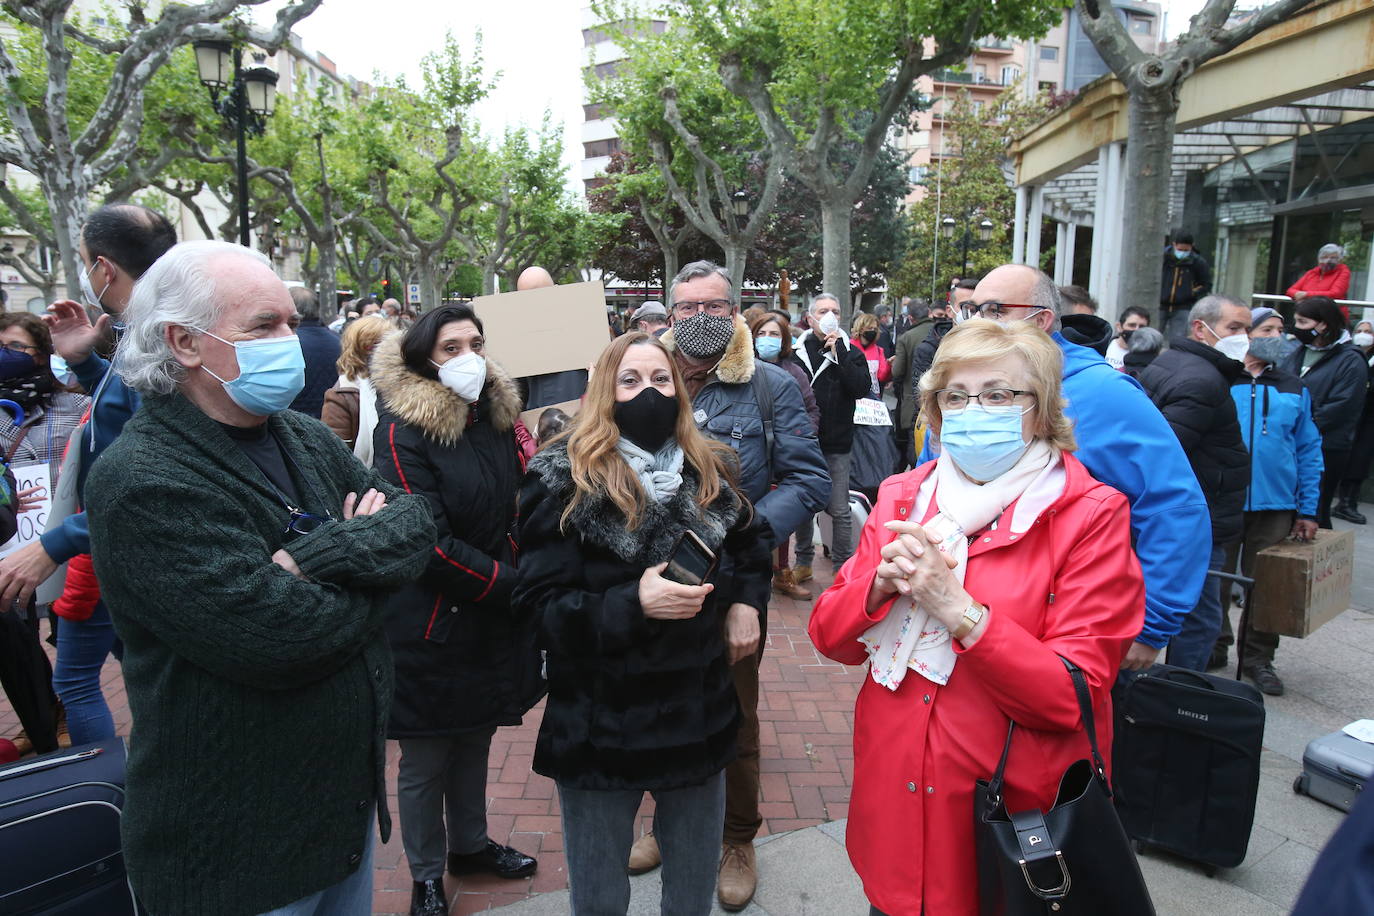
[
  {"xmin": 558, "ymin": 771, "xmax": 726, "ymax": 916},
  {"xmin": 53, "ymin": 600, "xmax": 118, "ymax": 744},
  {"xmin": 795, "ymin": 451, "xmax": 855, "ymax": 568},
  {"xmin": 255, "ymin": 816, "xmax": 374, "ymax": 916},
  {"xmin": 1167, "ymin": 542, "xmax": 1227, "ymax": 671}
]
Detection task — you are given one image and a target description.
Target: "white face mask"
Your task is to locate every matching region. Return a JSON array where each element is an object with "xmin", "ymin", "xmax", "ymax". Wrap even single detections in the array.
[
  {"xmin": 79, "ymin": 260, "xmax": 114, "ymax": 315},
  {"xmin": 1355, "ymin": 332, "xmax": 1374, "ymax": 348},
  {"xmin": 816, "ymin": 312, "xmax": 840, "ymax": 336},
  {"xmin": 1204, "ymin": 323, "xmax": 1252, "ymax": 362},
  {"xmin": 430, "ymin": 352, "xmax": 487, "ymax": 402}
]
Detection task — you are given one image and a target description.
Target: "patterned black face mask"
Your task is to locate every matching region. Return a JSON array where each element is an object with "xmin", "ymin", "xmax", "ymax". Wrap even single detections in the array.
[
  {"xmin": 673, "ymin": 313, "xmax": 735, "ymax": 360},
  {"xmin": 0, "ymin": 371, "xmax": 54, "ymax": 417}
]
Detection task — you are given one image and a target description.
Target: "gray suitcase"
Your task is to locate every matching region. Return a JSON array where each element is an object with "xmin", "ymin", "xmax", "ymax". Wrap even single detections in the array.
[{"xmin": 1293, "ymin": 731, "xmax": 1374, "ymax": 812}]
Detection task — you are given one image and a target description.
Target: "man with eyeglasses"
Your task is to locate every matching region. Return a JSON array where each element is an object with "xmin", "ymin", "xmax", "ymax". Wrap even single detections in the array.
[
  {"xmin": 917, "ymin": 264, "xmax": 1211, "ymax": 674},
  {"xmin": 632, "ymin": 260, "xmax": 827, "ymax": 911}
]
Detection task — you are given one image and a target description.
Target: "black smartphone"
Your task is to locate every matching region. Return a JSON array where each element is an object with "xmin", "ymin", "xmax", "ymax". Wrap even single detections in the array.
[{"xmin": 664, "ymin": 529, "xmax": 718, "ymax": 586}]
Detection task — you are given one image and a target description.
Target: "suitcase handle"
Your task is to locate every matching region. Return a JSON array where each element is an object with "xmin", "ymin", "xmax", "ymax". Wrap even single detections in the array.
[{"xmin": 0, "ymin": 746, "xmax": 103, "ymax": 783}]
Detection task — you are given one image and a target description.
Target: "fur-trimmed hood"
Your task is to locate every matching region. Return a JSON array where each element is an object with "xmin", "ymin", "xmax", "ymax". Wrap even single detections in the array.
[
  {"xmin": 526, "ymin": 439, "xmax": 742, "ymax": 567},
  {"xmin": 659, "ymin": 316, "xmax": 757, "ymax": 384},
  {"xmin": 370, "ymin": 332, "xmax": 522, "ymax": 446}
]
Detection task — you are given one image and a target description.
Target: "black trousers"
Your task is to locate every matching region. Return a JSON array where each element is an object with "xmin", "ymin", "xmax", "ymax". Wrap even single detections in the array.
[
  {"xmin": 1318, "ymin": 447, "xmax": 1350, "ymax": 528},
  {"xmin": 0, "ymin": 599, "xmax": 59, "ymax": 753}
]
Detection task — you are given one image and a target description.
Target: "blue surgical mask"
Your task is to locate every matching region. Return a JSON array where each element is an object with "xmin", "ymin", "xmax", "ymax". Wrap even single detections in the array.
[
  {"xmin": 1174, "ymin": 248, "xmax": 1189, "ymax": 260},
  {"xmin": 201, "ymin": 332, "xmax": 306, "ymax": 416},
  {"xmin": 0, "ymin": 347, "xmax": 36, "ymax": 380},
  {"xmin": 755, "ymin": 336, "xmax": 782, "ymax": 361},
  {"xmin": 940, "ymin": 405, "xmax": 1030, "ymax": 482}
]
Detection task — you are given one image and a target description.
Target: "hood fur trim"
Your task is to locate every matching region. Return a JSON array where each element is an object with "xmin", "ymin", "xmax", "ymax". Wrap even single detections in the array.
[
  {"xmin": 659, "ymin": 316, "xmax": 757, "ymax": 385},
  {"xmin": 370, "ymin": 331, "xmax": 522, "ymax": 446},
  {"xmin": 527, "ymin": 440, "xmax": 742, "ymax": 566}
]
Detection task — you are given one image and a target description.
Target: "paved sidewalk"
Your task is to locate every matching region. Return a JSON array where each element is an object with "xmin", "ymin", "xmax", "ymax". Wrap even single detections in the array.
[{"xmin": 4, "ymin": 518, "xmax": 1370, "ymax": 914}]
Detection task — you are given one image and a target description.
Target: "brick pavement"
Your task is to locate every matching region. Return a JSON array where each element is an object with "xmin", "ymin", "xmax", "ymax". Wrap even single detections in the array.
[{"xmin": 0, "ymin": 557, "xmax": 865, "ymax": 916}]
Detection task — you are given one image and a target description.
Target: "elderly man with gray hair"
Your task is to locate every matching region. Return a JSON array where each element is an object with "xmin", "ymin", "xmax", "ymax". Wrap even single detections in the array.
[
  {"xmin": 83, "ymin": 241, "xmax": 436, "ymax": 916},
  {"xmin": 1287, "ymin": 243, "xmax": 1352, "ymax": 313}
]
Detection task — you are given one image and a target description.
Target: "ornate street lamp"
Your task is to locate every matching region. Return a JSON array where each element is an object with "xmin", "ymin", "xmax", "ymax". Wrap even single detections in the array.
[
  {"xmin": 732, "ymin": 189, "xmax": 749, "ymax": 220},
  {"xmin": 193, "ymin": 41, "xmax": 279, "ymax": 246}
]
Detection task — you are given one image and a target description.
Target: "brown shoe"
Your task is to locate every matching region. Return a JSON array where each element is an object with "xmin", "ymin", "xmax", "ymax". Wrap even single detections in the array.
[
  {"xmin": 772, "ymin": 568, "xmax": 811, "ymax": 601},
  {"xmin": 11, "ymin": 731, "xmax": 32, "ymax": 757},
  {"xmin": 717, "ymin": 842, "xmax": 757, "ymax": 911},
  {"xmin": 793, "ymin": 564, "xmax": 813, "ymax": 584},
  {"xmin": 628, "ymin": 830, "xmax": 661, "ymax": 875}
]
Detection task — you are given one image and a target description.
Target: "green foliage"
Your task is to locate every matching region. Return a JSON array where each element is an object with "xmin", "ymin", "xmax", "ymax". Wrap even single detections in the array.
[{"xmin": 889, "ymin": 86, "xmax": 1047, "ymax": 300}]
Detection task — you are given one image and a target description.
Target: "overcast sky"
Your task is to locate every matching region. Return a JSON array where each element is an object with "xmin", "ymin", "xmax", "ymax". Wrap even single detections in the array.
[{"xmin": 261, "ymin": 0, "xmax": 1210, "ymax": 192}]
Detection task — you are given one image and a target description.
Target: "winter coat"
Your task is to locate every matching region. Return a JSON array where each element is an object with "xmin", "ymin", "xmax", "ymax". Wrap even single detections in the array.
[
  {"xmin": 851, "ymin": 337, "xmax": 892, "ymax": 395},
  {"xmin": 1059, "ymin": 314, "xmax": 1113, "ymax": 357},
  {"xmin": 1137, "ymin": 338, "xmax": 1251, "ymax": 544},
  {"xmin": 1345, "ymin": 357, "xmax": 1374, "ymax": 483},
  {"xmin": 772, "ymin": 357, "xmax": 821, "ymax": 434},
  {"xmin": 1160, "ymin": 249, "xmax": 1212, "ymax": 308},
  {"xmin": 910, "ymin": 319, "xmax": 953, "ymax": 394},
  {"xmin": 809, "ymin": 452, "xmax": 1143, "ymax": 916},
  {"xmin": 289, "ymin": 318, "xmax": 343, "ymax": 419},
  {"xmin": 322, "ymin": 385, "xmax": 360, "ymax": 447},
  {"xmin": 514, "ymin": 440, "xmax": 773, "ymax": 791},
  {"xmin": 793, "ymin": 330, "xmax": 874, "ymax": 455},
  {"xmin": 891, "ymin": 319, "xmax": 935, "ymax": 431},
  {"xmin": 1281, "ymin": 340, "xmax": 1369, "ymax": 451},
  {"xmin": 661, "ymin": 318, "xmax": 829, "ymax": 543},
  {"xmin": 917, "ymin": 334, "xmax": 1211, "ymax": 649},
  {"xmin": 1286, "ymin": 264, "xmax": 1351, "ymax": 303},
  {"xmin": 370, "ymin": 335, "xmax": 544, "ymax": 737},
  {"xmin": 1232, "ymin": 366, "xmax": 1323, "ymax": 517}
]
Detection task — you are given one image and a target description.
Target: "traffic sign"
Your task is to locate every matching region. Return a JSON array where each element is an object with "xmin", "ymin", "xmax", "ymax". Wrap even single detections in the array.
[{"xmin": 407, "ymin": 283, "xmax": 421, "ymax": 305}]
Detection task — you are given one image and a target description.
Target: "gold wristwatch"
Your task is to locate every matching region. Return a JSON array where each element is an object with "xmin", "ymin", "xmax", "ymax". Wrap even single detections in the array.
[{"xmin": 951, "ymin": 601, "xmax": 986, "ymax": 641}]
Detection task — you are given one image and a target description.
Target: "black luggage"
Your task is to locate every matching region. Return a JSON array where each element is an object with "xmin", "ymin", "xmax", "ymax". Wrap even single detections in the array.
[
  {"xmin": 1294, "ymin": 730, "xmax": 1374, "ymax": 812},
  {"xmin": 0, "ymin": 740, "xmax": 140, "ymax": 914},
  {"xmin": 1111, "ymin": 663, "xmax": 1266, "ymax": 873}
]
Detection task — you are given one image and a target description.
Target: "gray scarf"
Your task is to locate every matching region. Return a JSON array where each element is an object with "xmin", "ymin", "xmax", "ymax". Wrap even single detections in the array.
[{"xmin": 616, "ymin": 437, "xmax": 685, "ymax": 504}]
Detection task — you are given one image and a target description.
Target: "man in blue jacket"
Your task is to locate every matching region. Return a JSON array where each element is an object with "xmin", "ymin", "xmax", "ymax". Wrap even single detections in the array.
[
  {"xmin": 0, "ymin": 203, "xmax": 174, "ymax": 743},
  {"xmin": 922, "ymin": 264, "xmax": 1212, "ymax": 669},
  {"xmin": 1212, "ymin": 307, "xmax": 1323, "ymax": 695}
]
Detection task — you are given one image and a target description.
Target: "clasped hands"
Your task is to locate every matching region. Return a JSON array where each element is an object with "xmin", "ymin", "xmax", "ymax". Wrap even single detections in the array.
[
  {"xmin": 272, "ymin": 488, "xmax": 388, "ymax": 579},
  {"xmin": 639, "ymin": 562, "xmax": 759, "ymax": 665},
  {"xmin": 867, "ymin": 520, "xmax": 972, "ymax": 633}
]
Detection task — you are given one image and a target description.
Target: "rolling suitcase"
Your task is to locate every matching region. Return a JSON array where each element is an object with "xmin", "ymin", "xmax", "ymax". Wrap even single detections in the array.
[
  {"xmin": 0, "ymin": 740, "xmax": 141, "ymax": 914},
  {"xmin": 1293, "ymin": 730, "xmax": 1374, "ymax": 812}
]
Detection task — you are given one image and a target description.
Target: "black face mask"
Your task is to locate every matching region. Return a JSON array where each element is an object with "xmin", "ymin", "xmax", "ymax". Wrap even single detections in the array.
[
  {"xmin": 862, "ymin": 330, "xmax": 878, "ymax": 344},
  {"xmin": 613, "ymin": 387, "xmax": 678, "ymax": 454},
  {"xmin": 1293, "ymin": 326, "xmax": 1319, "ymax": 346},
  {"xmin": 1120, "ymin": 329, "xmax": 1135, "ymax": 344}
]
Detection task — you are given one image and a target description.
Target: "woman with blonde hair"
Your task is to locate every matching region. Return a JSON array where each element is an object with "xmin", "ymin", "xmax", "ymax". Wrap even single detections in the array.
[
  {"xmin": 515, "ymin": 331, "xmax": 773, "ymax": 915},
  {"xmin": 850, "ymin": 311, "xmax": 891, "ymax": 396},
  {"xmin": 322, "ymin": 315, "xmax": 390, "ymax": 463},
  {"xmin": 810, "ymin": 320, "xmax": 1145, "ymax": 915}
]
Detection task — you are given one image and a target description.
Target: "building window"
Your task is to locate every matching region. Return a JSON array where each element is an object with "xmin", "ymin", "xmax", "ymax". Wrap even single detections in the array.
[
  {"xmin": 583, "ymin": 103, "xmax": 606, "ymax": 121},
  {"xmin": 1039, "ymin": 45, "xmax": 1059, "ymax": 61},
  {"xmin": 1129, "ymin": 15, "xmax": 1153, "ymax": 34},
  {"xmin": 908, "ymin": 165, "xmax": 929, "ymax": 184},
  {"xmin": 1001, "ymin": 65, "xmax": 1020, "ymax": 85},
  {"xmin": 593, "ymin": 60, "xmax": 622, "ymax": 80},
  {"xmin": 1039, "ymin": 80, "xmax": 1058, "ymax": 93},
  {"xmin": 583, "ymin": 138, "xmax": 621, "ymax": 159}
]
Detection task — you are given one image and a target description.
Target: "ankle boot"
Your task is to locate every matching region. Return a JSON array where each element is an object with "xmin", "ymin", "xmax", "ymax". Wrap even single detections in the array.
[
  {"xmin": 1333, "ymin": 499, "xmax": 1367, "ymax": 525},
  {"xmin": 409, "ymin": 879, "xmax": 447, "ymax": 916},
  {"xmin": 772, "ymin": 568, "xmax": 811, "ymax": 600}
]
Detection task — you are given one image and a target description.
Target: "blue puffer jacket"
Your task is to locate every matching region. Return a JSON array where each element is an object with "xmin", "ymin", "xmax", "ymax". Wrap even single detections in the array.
[
  {"xmin": 1232, "ymin": 365, "xmax": 1324, "ymax": 517},
  {"xmin": 664, "ymin": 318, "xmax": 829, "ymax": 543},
  {"xmin": 920, "ymin": 332, "xmax": 1211, "ymax": 649}
]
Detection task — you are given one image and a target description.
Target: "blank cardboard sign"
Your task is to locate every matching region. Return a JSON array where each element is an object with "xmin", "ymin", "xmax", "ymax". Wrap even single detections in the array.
[{"xmin": 471, "ymin": 281, "xmax": 609, "ymax": 378}]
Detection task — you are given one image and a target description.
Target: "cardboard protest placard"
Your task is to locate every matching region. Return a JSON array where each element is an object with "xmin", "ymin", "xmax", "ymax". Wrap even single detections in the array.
[
  {"xmin": 471, "ymin": 281, "xmax": 609, "ymax": 379},
  {"xmin": 1251, "ymin": 529, "xmax": 1354, "ymax": 638}
]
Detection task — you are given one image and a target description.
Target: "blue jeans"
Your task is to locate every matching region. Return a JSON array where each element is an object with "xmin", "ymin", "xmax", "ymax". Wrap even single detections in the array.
[
  {"xmin": 53, "ymin": 601, "xmax": 117, "ymax": 744},
  {"xmin": 558, "ymin": 771, "xmax": 726, "ymax": 916},
  {"xmin": 1167, "ymin": 542, "xmax": 1227, "ymax": 671},
  {"xmin": 255, "ymin": 817, "xmax": 374, "ymax": 916}
]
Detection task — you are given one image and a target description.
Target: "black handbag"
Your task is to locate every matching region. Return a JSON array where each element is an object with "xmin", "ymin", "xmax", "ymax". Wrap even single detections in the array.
[{"xmin": 974, "ymin": 656, "xmax": 1155, "ymax": 915}]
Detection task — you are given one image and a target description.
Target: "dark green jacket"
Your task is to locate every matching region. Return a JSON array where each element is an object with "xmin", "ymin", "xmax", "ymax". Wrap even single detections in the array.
[{"xmin": 85, "ymin": 393, "xmax": 435, "ymax": 916}]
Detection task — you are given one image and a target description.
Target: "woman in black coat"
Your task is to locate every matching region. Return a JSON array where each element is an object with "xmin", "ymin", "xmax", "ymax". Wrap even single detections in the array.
[
  {"xmin": 371, "ymin": 304, "xmax": 543, "ymax": 916},
  {"xmin": 514, "ymin": 331, "xmax": 772, "ymax": 916},
  {"xmin": 1282, "ymin": 297, "xmax": 1369, "ymax": 528}
]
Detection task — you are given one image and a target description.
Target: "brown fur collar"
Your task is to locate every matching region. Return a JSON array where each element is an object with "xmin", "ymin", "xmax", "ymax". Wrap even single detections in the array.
[
  {"xmin": 659, "ymin": 316, "xmax": 757, "ymax": 385},
  {"xmin": 369, "ymin": 331, "xmax": 522, "ymax": 446}
]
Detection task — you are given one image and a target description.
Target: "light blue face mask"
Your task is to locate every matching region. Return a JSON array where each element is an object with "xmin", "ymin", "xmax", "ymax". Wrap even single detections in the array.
[
  {"xmin": 940, "ymin": 404, "xmax": 1030, "ymax": 482},
  {"xmin": 755, "ymin": 335, "xmax": 782, "ymax": 361},
  {"xmin": 201, "ymin": 332, "xmax": 306, "ymax": 416}
]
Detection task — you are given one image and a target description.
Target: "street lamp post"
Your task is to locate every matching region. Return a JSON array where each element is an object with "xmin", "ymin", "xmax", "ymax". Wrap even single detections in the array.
[
  {"xmin": 192, "ymin": 41, "xmax": 279, "ymax": 247},
  {"xmin": 941, "ymin": 214, "xmax": 995, "ymax": 277}
]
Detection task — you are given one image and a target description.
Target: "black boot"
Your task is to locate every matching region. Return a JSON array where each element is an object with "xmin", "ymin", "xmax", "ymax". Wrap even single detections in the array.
[
  {"xmin": 409, "ymin": 879, "xmax": 447, "ymax": 916},
  {"xmin": 1332, "ymin": 499, "xmax": 1367, "ymax": 525}
]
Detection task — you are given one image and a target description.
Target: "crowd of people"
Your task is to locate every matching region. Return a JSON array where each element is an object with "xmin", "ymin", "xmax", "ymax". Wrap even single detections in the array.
[{"xmin": 0, "ymin": 204, "xmax": 1369, "ymax": 916}]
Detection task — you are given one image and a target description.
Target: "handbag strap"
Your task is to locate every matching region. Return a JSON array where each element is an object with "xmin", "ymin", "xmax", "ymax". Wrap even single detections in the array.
[
  {"xmin": 984, "ymin": 655, "xmax": 1108, "ymax": 807},
  {"xmin": 4, "ymin": 424, "xmax": 29, "ymax": 464}
]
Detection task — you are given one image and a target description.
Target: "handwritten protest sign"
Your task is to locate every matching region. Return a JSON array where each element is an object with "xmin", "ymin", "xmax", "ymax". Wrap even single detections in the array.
[{"xmin": 0, "ymin": 463, "xmax": 50, "ymax": 561}]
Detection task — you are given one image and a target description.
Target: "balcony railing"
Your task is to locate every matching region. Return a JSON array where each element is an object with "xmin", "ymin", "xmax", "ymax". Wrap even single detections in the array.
[
  {"xmin": 932, "ymin": 68, "xmax": 1004, "ymax": 87},
  {"xmin": 978, "ymin": 38, "xmax": 1015, "ymax": 52}
]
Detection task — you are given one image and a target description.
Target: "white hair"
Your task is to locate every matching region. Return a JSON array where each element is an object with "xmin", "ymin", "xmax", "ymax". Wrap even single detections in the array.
[
  {"xmin": 116, "ymin": 241, "xmax": 271, "ymax": 396},
  {"xmin": 809, "ymin": 294, "xmax": 840, "ymax": 315},
  {"xmin": 1318, "ymin": 243, "xmax": 1344, "ymax": 259}
]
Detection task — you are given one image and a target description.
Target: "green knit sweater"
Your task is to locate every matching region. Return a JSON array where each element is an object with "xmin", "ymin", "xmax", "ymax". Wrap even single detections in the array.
[{"xmin": 85, "ymin": 392, "xmax": 435, "ymax": 916}]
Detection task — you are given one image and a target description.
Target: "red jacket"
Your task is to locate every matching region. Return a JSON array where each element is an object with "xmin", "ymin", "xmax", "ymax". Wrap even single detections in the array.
[
  {"xmin": 808, "ymin": 452, "xmax": 1143, "ymax": 915},
  {"xmin": 851, "ymin": 338, "xmax": 892, "ymax": 391},
  {"xmin": 1287, "ymin": 264, "xmax": 1351, "ymax": 309}
]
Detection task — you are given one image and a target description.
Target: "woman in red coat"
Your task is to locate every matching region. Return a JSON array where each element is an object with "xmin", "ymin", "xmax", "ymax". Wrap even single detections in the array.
[
  {"xmin": 809, "ymin": 319, "xmax": 1144, "ymax": 916},
  {"xmin": 850, "ymin": 312, "xmax": 892, "ymax": 395},
  {"xmin": 1288, "ymin": 243, "xmax": 1352, "ymax": 319}
]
